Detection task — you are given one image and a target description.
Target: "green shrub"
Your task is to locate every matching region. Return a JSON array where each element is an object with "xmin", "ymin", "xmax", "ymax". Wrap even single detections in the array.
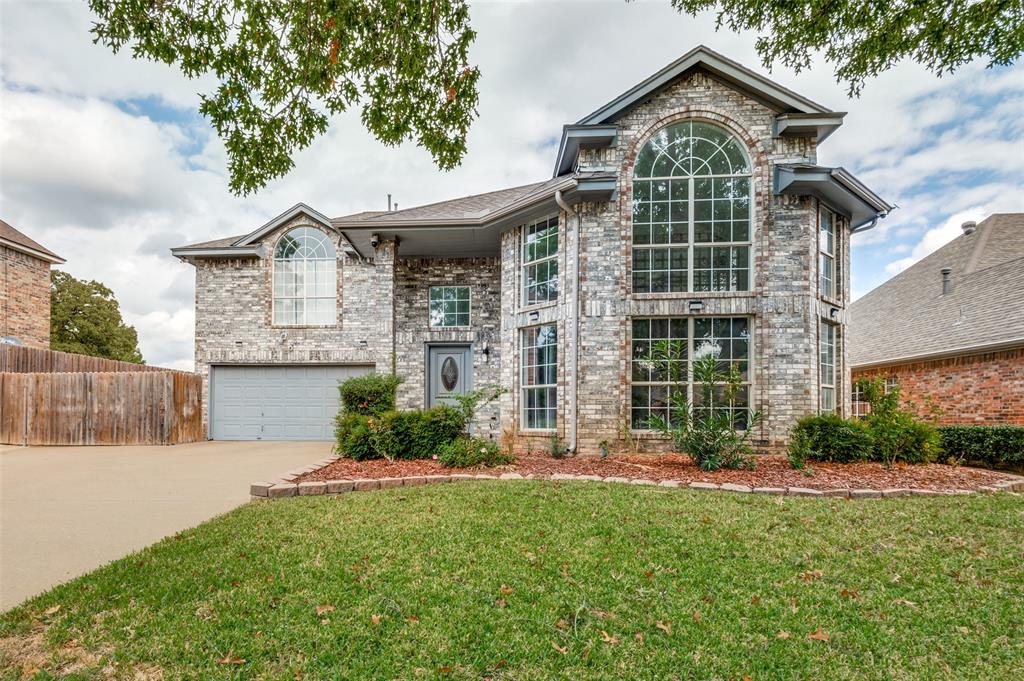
[
  {"xmin": 334, "ymin": 413, "xmax": 377, "ymax": 460},
  {"xmin": 938, "ymin": 425, "xmax": 1024, "ymax": 468},
  {"xmin": 856, "ymin": 378, "xmax": 941, "ymax": 465},
  {"xmin": 360, "ymin": 406, "xmax": 466, "ymax": 461},
  {"xmin": 788, "ymin": 413, "xmax": 872, "ymax": 468},
  {"xmin": 338, "ymin": 373, "xmax": 402, "ymax": 416},
  {"xmin": 438, "ymin": 437, "xmax": 513, "ymax": 468}
]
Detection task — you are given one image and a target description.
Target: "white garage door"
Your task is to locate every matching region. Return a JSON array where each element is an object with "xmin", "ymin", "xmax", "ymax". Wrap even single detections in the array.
[{"xmin": 210, "ymin": 365, "xmax": 373, "ymax": 441}]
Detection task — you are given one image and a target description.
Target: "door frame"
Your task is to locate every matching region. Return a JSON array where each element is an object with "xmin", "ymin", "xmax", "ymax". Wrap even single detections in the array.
[{"xmin": 423, "ymin": 343, "xmax": 474, "ymax": 408}]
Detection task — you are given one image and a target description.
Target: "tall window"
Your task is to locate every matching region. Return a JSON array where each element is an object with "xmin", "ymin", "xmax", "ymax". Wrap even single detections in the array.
[
  {"xmin": 630, "ymin": 317, "xmax": 751, "ymax": 429},
  {"xmin": 632, "ymin": 121, "xmax": 752, "ymax": 293},
  {"xmin": 522, "ymin": 216, "xmax": 558, "ymax": 305},
  {"xmin": 820, "ymin": 322, "xmax": 836, "ymax": 412},
  {"xmin": 522, "ymin": 324, "xmax": 557, "ymax": 429},
  {"xmin": 429, "ymin": 286, "xmax": 470, "ymax": 328},
  {"xmin": 820, "ymin": 207, "xmax": 837, "ymax": 298},
  {"xmin": 273, "ymin": 227, "xmax": 336, "ymax": 325}
]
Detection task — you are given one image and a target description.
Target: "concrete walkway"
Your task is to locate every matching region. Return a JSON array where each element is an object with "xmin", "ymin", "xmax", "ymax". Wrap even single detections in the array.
[{"xmin": 0, "ymin": 440, "xmax": 331, "ymax": 610}]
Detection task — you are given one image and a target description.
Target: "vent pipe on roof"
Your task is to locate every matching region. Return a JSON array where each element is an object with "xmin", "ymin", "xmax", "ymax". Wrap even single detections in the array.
[
  {"xmin": 941, "ymin": 267, "xmax": 952, "ymax": 295},
  {"xmin": 387, "ymin": 194, "xmax": 392, "ymax": 211},
  {"xmin": 961, "ymin": 220, "xmax": 977, "ymax": 235}
]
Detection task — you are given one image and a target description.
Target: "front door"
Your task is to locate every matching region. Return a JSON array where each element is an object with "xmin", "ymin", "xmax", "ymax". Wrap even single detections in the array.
[{"xmin": 428, "ymin": 345, "xmax": 472, "ymax": 407}]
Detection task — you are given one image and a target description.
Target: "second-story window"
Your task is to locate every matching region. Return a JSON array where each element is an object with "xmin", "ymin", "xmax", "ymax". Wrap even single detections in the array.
[
  {"xmin": 632, "ymin": 120, "xmax": 752, "ymax": 293},
  {"xmin": 522, "ymin": 216, "xmax": 558, "ymax": 305},
  {"xmin": 820, "ymin": 207, "xmax": 837, "ymax": 299},
  {"xmin": 273, "ymin": 227, "xmax": 336, "ymax": 326}
]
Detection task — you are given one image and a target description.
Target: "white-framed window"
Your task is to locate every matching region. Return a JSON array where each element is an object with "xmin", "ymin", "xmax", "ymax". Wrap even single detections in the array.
[
  {"xmin": 819, "ymin": 206, "xmax": 837, "ymax": 299},
  {"xmin": 632, "ymin": 120, "xmax": 752, "ymax": 293},
  {"xmin": 521, "ymin": 324, "xmax": 557, "ymax": 429},
  {"xmin": 820, "ymin": 321, "xmax": 836, "ymax": 412},
  {"xmin": 630, "ymin": 316, "xmax": 751, "ymax": 429},
  {"xmin": 852, "ymin": 385, "xmax": 870, "ymax": 419},
  {"xmin": 272, "ymin": 227, "xmax": 336, "ymax": 326},
  {"xmin": 429, "ymin": 286, "xmax": 470, "ymax": 328},
  {"xmin": 885, "ymin": 376, "xmax": 899, "ymax": 394},
  {"xmin": 522, "ymin": 216, "xmax": 558, "ymax": 305}
]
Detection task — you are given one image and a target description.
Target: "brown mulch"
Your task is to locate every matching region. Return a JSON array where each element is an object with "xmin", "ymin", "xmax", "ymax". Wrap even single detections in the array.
[{"xmin": 294, "ymin": 453, "xmax": 1018, "ymax": 492}]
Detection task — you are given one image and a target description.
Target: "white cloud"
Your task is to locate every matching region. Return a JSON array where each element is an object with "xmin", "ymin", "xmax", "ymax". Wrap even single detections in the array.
[
  {"xmin": 1, "ymin": 0, "xmax": 1020, "ymax": 367},
  {"xmin": 884, "ymin": 209, "xmax": 987, "ymax": 276}
]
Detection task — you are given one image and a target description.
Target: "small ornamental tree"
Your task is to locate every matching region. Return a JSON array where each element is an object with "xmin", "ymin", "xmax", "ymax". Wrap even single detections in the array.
[{"xmin": 643, "ymin": 340, "xmax": 760, "ymax": 471}]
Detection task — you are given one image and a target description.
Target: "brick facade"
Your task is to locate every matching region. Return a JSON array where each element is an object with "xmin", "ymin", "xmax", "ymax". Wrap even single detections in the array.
[
  {"xmin": 853, "ymin": 347, "xmax": 1024, "ymax": 425},
  {"xmin": 190, "ymin": 69, "xmax": 856, "ymax": 450},
  {"xmin": 1, "ymin": 244, "xmax": 52, "ymax": 347}
]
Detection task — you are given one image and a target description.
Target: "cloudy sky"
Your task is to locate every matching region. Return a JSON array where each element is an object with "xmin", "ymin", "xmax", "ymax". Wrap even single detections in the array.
[{"xmin": 2, "ymin": 1, "xmax": 1022, "ymax": 369}]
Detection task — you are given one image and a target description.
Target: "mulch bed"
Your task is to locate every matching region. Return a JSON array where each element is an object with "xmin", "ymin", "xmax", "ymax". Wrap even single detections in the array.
[{"xmin": 294, "ymin": 453, "xmax": 1018, "ymax": 492}]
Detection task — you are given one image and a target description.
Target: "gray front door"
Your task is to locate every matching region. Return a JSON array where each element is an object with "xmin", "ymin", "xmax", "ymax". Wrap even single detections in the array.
[{"xmin": 427, "ymin": 346, "xmax": 472, "ymax": 407}]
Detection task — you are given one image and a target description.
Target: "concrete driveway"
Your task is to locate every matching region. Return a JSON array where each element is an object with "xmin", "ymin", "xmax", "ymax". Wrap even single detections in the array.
[{"xmin": 0, "ymin": 440, "xmax": 331, "ymax": 610}]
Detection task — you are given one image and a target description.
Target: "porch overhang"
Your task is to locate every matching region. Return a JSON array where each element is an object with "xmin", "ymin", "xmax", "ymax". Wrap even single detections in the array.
[
  {"xmin": 336, "ymin": 175, "xmax": 616, "ymax": 258},
  {"xmin": 774, "ymin": 164, "xmax": 894, "ymax": 231}
]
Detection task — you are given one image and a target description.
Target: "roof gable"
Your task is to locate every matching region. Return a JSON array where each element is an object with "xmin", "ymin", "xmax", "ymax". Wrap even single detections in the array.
[
  {"xmin": 577, "ymin": 45, "xmax": 834, "ymax": 126},
  {"xmin": 233, "ymin": 203, "xmax": 334, "ymax": 246},
  {"xmin": 0, "ymin": 219, "xmax": 64, "ymax": 263}
]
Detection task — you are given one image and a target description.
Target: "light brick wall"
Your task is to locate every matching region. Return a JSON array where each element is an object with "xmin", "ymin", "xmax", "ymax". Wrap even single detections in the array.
[
  {"xmin": 853, "ymin": 347, "xmax": 1024, "ymax": 425},
  {"xmin": 500, "ymin": 71, "xmax": 845, "ymax": 453},
  {"xmin": 1, "ymin": 244, "xmax": 51, "ymax": 347},
  {"xmin": 394, "ymin": 257, "xmax": 502, "ymax": 436}
]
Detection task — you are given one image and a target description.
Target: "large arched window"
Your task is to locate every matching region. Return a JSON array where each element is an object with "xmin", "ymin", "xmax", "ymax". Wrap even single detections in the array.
[
  {"xmin": 632, "ymin": 120, "xmax": 752, "ymax": 293},
  {"xmin": 273, "ymin": 227, "xmax": 337, "ymax": 325}
]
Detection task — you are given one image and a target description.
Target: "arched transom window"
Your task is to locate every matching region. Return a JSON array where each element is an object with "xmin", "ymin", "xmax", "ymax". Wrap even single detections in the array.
[
  {"xmin": 273, "ymin": 226, "xmax": 336, "ymax": 325},
  {"xmin": 632, "ymin": 120, "xmax": 752, "ymax": 293}
]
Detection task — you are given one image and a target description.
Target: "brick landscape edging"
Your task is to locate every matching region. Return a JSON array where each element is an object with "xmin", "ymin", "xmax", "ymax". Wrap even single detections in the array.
[{"xmin": 252, "ymin": 457, "xmax": 1024, "ymax": 500}]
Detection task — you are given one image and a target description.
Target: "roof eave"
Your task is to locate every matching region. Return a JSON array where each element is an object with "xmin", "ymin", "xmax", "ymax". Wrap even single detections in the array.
[
  {"xmin": 233, "ymin": 203, "xmax": 333, "ymax": 246},
  {"xmin": 775, "ymin": 164, "xmax": 893, "ymax": 230},
  {"xmin": 552, "ymin": 124, "xmax": 619, "ymax": 177},
  {"xmin": 852, "ymin": 337, "xmax": 1024, "ymax": 370},
  {"xmin": 170, "ymin": 245, "xmax": 264, "ymax": 261},
  {"xmin": 0, "ymin": 237, "xmax": 65, "ymax": 264},
  {"xmin": 774, "ymin": 112, "xmax": 847, "ymax": 144}
]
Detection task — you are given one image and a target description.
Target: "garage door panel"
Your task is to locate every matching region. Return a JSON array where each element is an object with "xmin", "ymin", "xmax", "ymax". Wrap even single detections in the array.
[{"xmin": 211, "ymin": 365, "xmax": 372, "ymax": 441}]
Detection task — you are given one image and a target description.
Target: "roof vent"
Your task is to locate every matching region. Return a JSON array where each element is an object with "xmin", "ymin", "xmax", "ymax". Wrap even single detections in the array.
[
  {"xmin": 961, "ymin": 220, "xmax": 977, "ymax": 235},
  {"xmin": 941, "ymin": 266, "xmax": 952, "ymax": 295}
]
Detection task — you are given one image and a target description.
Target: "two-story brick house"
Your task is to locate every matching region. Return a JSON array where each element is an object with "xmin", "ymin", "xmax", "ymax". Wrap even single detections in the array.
[
  {"xmin": 172, "ymin": 46, "xmax": 892, "ymax": 449},
  {"xmin": 1, "ymin": 219, "xmax": 65, "ymax": 347}
]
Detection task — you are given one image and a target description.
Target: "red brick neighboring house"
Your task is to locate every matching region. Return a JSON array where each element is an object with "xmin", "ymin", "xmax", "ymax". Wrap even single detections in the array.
[
  {"xmin": 0, "ymin": 219, "xmax": 65, "ymax": 348},
  {"xmin": 850, "ymin": 214, "xmax": 1024, "ymax": 425}
]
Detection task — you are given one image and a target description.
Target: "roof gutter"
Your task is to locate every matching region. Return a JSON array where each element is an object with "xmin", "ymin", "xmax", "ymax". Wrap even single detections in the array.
[
  {"xmin": 0, "ymin": 237, "xmax": 65, "ymax": 264},
  {"xmin": 852, "ymin": 337, "xmax": 1024, "ymax": 370}
]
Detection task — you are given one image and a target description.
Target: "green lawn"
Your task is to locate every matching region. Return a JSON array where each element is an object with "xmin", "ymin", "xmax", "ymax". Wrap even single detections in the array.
[{"xmin": 2, "ymin": 483, "xmax": 1023, "ymax": 680}]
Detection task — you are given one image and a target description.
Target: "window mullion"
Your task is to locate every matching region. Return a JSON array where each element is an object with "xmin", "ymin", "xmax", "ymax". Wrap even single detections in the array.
[{"xmin": 688, "ymin": 177, "xmax": 694, "ymax": 292}]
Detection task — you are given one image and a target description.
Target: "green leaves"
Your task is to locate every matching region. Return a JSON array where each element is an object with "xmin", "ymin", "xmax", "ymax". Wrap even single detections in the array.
[
  {"xmin": 89, "ymin": 0, "xmax": 480, "ymax": 195},
  {"xmin": 669, "ymin": 0, "xmax": 1023, "ymax": 96},
  {"xmin": 50, "ymin": 270, "xmax": 144, "ymax": 363}
]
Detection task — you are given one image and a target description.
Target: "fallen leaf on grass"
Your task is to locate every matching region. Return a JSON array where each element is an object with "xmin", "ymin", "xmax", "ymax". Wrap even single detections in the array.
[
  {"xmin": 692, "ymin": 611, "xmax": 702, "ymax": 623},
  {"xmin": 406, "ymin": 615, "xmax": 420, "ymax": 623},
  {"xmin": 500, "ymin": 584, "xmax": 514, "ymax": 594},
  {"xmin": 749, "ymin": 595, "xmax": 761, "ymax": 605},
  {"xmin": 839, "ymin": 589, "xmax": 861, "ymax": 600},
  {"xmin": 555, "ymin": 619, "xmax": 568, "ymax": 630},
  {"xmin": 495, "ymin": 598, "xmax": 508, "ymax": 608},
  {"xmin": 600, "ymin": 630, "xmax": 619, "ymax": 645},
  {"xmin": 807, "ymin": 628, "xmax": 830, "ymax": 642},
  {"xmin": 371, "ymin": 615, "xmax": 382, "ymax": 625},
  {"xmin": 315, "ymin": 605, "xmax": 335, "ymax": 616},
  {"xmin": 892, "ymin": 598, "xmax": 918, "ymax": 609},
  {"xmin": 552, "ymin": 641, "xmax": 567, "ymax": 654},
  {"xmin": 957, "ymin": 626, "xmax": 971, "ymax": 634},
  {"xmin": 218, "ymin": 652, "xmax": 245, "ymax": 665},
  {"xmin": 776, "ymin": 630, "xmax": 791, "ymax": 640},
  {"xmin": 42, "ymin": 605, "xmax": 61, "ymax": 616},
  {"xmin": 592, "ymin": 609, "xmax": 614, "ymax": 620},
  {"xmin": 655, "ymin": 620, "xmax": 672, "ymax": 635},
  {"xmin": 801, "ymin": 570, "xmax": 824, "ymax": 582},
  {"xmin": 634, "ymin": 632, "xmax": 645, "ymax": 645}
]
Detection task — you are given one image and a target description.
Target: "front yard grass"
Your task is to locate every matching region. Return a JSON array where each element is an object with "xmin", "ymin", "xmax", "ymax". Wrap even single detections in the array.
[{"xmin": 2, "ymin": 483, "xmax": 1022, "ymax": 679}]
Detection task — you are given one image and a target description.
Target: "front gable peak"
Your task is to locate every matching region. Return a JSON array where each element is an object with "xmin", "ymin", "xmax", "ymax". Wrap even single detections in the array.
[{"xmin": 233, "ymin": 203, "xmax": 333, "ymax": 247}]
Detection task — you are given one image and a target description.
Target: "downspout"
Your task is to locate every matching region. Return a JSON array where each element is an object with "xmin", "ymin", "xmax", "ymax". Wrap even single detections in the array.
[
  {"xmin": 850, "ymin": 215, "xmax": 881, "ymax": 234},
  {"xmin": 554, "ymin": 189, "xmax": 580, "ymax": 454}
]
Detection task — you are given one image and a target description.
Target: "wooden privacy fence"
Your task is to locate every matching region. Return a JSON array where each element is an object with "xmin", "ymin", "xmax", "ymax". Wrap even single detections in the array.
[{"xmin": 0, "ymin": 346, "xmax": 203, "ymax": 446}]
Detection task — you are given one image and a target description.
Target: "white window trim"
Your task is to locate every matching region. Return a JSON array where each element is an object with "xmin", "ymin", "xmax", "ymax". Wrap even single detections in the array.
[
  {"xmin": 271, "ymin": 228, "xmax": 337, "ymax": 327},
  {"xmin": 428, "ymin": 286, "xmax": 472, "ymax": 329},
  {"xmin": 521, "ymin": 216, "xmax": 559, "ymax": 307},
  {"xmin": 520, "ymin": 323, "xmax": 558, "ymax": 431},
  {"xmin": 819, "ymin": 320, "xmax": 837, "ymax": 413},
  {"xmin": 629, "ymin": 316, "xmax": 754, "ymax": 432},
  {"xmin": 819, "ymin": 205, "xmax": 838, "ymax": 301}
]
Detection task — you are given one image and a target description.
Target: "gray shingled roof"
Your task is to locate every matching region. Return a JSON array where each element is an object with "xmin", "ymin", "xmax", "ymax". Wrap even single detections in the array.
[
  {"xmin": 849, "ymin": 214, "xmax": 1024, "ymax": 367},
  {"xmin": 332, "ymin": 179, "xmax": 555, "ymax": 225},
  {"xmin": 177, "ymin": 234, "xmax": 247, "ymax": 250},
  {"xmin": 0, "ymin": 219, "xmax": 64, "ymax": 262}
]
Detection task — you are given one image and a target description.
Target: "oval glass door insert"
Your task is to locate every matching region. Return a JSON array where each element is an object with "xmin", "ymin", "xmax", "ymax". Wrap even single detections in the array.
[{"xmin": 441, "ymin": 356, "xmax": 459, "ymax": 391}]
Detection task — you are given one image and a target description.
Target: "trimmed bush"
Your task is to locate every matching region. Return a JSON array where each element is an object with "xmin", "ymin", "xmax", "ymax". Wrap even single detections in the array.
[
  {"xmin": 438, "ymin": 437, "xmax": 513, "ymax": 468},
  {"xmin": 335, "ymin": 413, "xmax": 376, "ymax": 460},
  {"xmin": 788, "ymin": 413, "xmax": 872, "ymax": 468},
  {"xmin": 866, "ymin": 411, "xmax": 941, "ymax": 465},
  {"xmin": 338, "ymin": 373, "xmax": 402, "ymax": 416},
  {"xmin": 938, "ymin": 425, "xmax": 1024, "ymax": 468}
]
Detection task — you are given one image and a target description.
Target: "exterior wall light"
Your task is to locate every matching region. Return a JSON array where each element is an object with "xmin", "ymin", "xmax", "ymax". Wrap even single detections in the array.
[
  {"xmin": 688, "ymin": 300, "xmax": 705, "ymax": 313},
  {"xmin": 829, "ymin": 307, "xmax": 840, "ymax": 320}
]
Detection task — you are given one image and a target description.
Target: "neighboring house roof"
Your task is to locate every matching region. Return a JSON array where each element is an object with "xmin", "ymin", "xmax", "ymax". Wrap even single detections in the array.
[
  {"xmin": 0, "ymin": 219, "xmax": 65, "ymax": 264},
  {"xmin": 849, "ymin": 214, "xmax": 1024, "ymax": 368}
]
